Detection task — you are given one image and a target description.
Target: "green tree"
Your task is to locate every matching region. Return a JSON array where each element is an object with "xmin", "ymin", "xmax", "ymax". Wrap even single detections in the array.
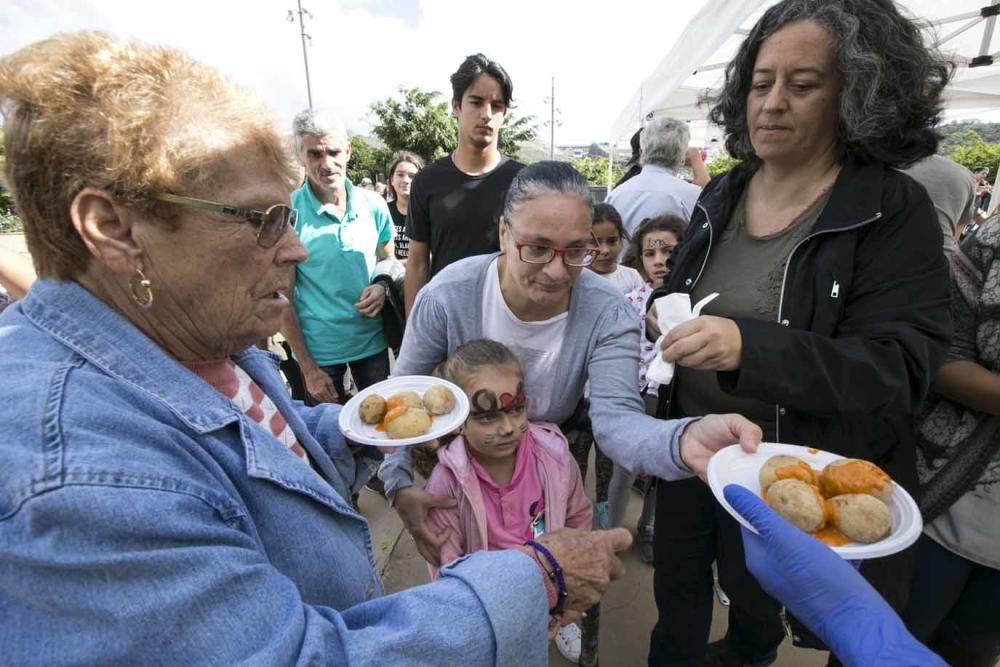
[
  {"xmin": 370, "ymin": 88, "xmax": 456, "ymax": 163},
  {"xmin": 706, "ymin": 153, "xmax": 741, "ymax": 177},
  {"xmin": 370, "ymin": 87, "xmax": 539, "ymax": 163},
  {"xmin": 948, "ymin": 130, "xmax": 1000, "ymax": 183},
  {"xmin": 571, "ymin": 157, "xmax": 622, "ymax": 186},
  {"xmin": 938, "ymin": 122, "xmax": 1000, "ymax": 154},
  {"xmin": 347, "ymin": 136, "xmax": 390, "ymax": 186},
  {"xmin": 498, "ymin": 113, "xmax": 537, "ymax": 162}
]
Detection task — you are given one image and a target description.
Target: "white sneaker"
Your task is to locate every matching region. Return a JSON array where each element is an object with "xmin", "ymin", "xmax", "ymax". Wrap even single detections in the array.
[{"xmin": 554, "ymin": 622, "xmax": 582, "ymax": 663}]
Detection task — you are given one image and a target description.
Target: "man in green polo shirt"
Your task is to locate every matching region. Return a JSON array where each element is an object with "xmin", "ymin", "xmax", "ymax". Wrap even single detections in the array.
[{"xmin": 282, "ymin": 109, "xmax": 394, "ymax": 404}]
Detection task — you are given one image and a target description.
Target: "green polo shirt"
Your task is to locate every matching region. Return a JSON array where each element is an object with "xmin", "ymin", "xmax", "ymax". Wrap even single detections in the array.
[{"xmin": 292, "ymin": 178, "xmax": 393, "ymax": 365}]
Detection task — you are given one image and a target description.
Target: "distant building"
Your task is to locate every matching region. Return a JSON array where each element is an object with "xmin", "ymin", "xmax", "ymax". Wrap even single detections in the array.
[{"xmin": 558, "ymin": 143, "xmax": 631, "ymax": 162}]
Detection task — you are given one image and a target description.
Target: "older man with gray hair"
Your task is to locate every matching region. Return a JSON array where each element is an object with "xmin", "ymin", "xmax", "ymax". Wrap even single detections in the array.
[
  {"xmin": 606, "ymin": 117, "xmax": 706, "ymax": 237},
  {"xmin": 281, "ymin": 109, "xmax": 395, "ymax": 406}
]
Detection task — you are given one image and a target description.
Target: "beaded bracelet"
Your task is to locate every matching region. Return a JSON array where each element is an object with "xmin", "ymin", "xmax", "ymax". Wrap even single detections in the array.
[{"xmin": 524, "ymin": 539, "xmax": 568, "ymax": 616}]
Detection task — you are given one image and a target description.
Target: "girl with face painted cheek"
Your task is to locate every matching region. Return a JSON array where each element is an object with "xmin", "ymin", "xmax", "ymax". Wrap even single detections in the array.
[
  {"xmin": 417, "ymin": 339, "xmax": 593, "ymax": 657},
  {"xmin": 623, "ymin": 214, "xmax": 689, "ymax": 397}
]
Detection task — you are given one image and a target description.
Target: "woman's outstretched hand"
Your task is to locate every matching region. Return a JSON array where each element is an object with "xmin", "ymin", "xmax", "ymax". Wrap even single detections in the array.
[{"xmin": 679, "ymin": 414, "xmax": 761, "ymax": 478}]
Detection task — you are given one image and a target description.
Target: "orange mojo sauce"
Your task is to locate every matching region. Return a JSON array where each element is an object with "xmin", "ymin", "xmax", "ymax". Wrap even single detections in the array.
[
  {"xmin": 811, "ymin": 525, "xmax": 852, "ymax": 547},
  {"xmin": 774, "ymin": 462, "xmax": 818, "ymax": 485}
]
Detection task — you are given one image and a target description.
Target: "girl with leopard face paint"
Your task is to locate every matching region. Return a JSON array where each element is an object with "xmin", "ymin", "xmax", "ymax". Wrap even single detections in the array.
[
  {"xmin": 421, "ymin": 339, "xmax": 593, "ymax": 650},
  {"xmin": 462, "ymin": 373, "xmax": 529, "ymax": 482}
]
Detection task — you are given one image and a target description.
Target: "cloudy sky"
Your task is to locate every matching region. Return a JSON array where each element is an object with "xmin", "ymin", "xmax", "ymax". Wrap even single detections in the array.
[{"xmin": 0, "ymin": 0, "xmax": 707, "ymax": 146}]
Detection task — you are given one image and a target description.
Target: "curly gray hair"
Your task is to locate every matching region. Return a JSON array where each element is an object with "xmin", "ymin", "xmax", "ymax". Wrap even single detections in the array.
[
  {"xmin": 291, "ymin": 108, "xmax": 348, "ymax": 154},
  {"xmin": 639, "ymin": 117, "xmax": 690, "ymax": 170},
  {"xmin": 703, "ymin": 0, "xmax": 952, "ymax": 168}
]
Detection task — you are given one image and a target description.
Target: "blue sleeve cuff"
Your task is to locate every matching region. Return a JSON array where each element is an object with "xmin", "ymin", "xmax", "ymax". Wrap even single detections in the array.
[
  {"xmin": 440, "ymin": 550, "xmax": 549, "ymax": 667},
  {"xmin": 379, "ymin": 448, "xmax": 414, "ymax": 504},
  {"xmin": 668, "ymin": 417, "xmax": 699, "ymax": 477}
]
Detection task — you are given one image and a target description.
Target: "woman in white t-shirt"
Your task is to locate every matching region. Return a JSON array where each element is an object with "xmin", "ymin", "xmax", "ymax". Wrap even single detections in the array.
[
  {"xmin": 383, "ymin": 162, "xmax": 761, "ymax": 664},
  {"xmin": 385, "ymin": 159, "xmax": 761, "ymax": 509},
  {"xmin": 381, "ymin": 160, "xmax": 762, "ymax": 592}
]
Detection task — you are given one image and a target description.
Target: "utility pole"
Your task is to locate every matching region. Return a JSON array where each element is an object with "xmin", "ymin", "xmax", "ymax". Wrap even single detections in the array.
[
  {"xmin": 289, "ymin": 0, "xmax": 314, "ymax": 109},
  {"xmin": 543, "ymin": 76, "xmax": 561, "ymax": 160},
  {"xmin": 549, "ymin": 77, "xmax": 555, "ymax": 159}
]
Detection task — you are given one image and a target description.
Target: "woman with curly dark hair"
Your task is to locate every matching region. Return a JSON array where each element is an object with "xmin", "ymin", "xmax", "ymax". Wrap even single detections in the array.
[{"xmin": 644, "ymin": 1, "xmax": 954, "ymax": 665}]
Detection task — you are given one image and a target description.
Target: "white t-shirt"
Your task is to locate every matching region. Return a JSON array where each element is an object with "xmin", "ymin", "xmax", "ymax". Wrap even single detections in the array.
[
  {"xmin": 601, "ymin": 264, "xmax": 645, "ymax": 295},
  {"xmin": 481, "ymin": 259, "xmax": 567, "ymax": 418}
]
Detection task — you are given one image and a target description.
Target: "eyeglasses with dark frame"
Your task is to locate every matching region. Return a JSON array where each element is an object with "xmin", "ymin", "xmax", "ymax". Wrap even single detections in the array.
[
  {"xmin": 503, "ymin": 221, "xmax": 599, "ymax": 267},
  {"xmin": 154, "ymin": 193, "xmax": 297, "ymax": 249}
]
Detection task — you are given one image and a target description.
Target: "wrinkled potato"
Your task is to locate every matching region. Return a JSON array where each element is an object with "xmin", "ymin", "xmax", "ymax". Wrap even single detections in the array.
[
  {"xmin": 820, "ymin": 459, "xmax": 893, "ymax": 504},
  {"xmin": 385, "ymin": 407, "xmax": 432, "ymax": 439},
  {"xmin": 765, "ymin": 479, "xmax": 827, "ymax": 532},
  {"xmin": 358, "ymin": 394, "xmax": 387, "ymax": 425},
  {"xmin": 826, "ymin": 494, "xmax": 892, "ymax": 544},
  {"xmin": 422, "ymin": 385, "xmax": 456, "ymax": 415},
  {"xmin": 759, "ymin": 455, "xmax": 817, "ymax": 493},
  {"xmin": 387, "ymin": 391, "xmax": 423, "ymax": 412}
]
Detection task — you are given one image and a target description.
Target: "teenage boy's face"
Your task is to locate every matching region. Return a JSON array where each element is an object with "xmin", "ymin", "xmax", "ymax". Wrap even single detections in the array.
[{"xmin": 452, "ymin": 74, "xmax": 507, "ymax": 150}]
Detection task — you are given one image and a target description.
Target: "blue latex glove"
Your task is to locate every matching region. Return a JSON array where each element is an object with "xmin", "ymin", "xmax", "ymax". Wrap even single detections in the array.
[{"xmin": 723, "ymin": 484, "xmax": 945, "ymax": 667}]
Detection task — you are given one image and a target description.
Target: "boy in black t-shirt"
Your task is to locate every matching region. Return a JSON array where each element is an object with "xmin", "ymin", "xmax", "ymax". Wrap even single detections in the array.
[
  {"xmin": 403, "ymin": 53, "xmax": 524, "ymax": 314},
  {"xmin": 405, "ymin": 156, "xmax": 521, "ymax": 275}
]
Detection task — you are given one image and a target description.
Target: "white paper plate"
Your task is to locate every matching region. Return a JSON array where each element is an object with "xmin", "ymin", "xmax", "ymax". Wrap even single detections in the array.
[
  {"xmin": 338, "ymin": 376, "xmax": 469, "ymax": 447},
  {"xmin": 707, "ymin": 442, "xmax": 922, "ymax": 560}
]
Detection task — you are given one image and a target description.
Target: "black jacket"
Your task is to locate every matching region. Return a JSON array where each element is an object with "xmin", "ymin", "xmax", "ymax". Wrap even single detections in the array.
[
  {"xmin": 652, "ymin": 157, "xmax": 952, "ymax": 490},
  {"xmin": 371, "ymin": 259, "xmax": 406, "ymax": 351}
]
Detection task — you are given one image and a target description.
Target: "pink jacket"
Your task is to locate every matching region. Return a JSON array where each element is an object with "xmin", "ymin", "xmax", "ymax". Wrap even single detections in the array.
[{"xmin": 425, "ymin": 422, "xmax": 593, "ymax": 579}]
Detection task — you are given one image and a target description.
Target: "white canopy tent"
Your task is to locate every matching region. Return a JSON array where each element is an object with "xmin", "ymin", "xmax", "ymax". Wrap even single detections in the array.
[{"xmin": 610, "ymin": 0, "xmax": 1000, "ymax": 151}]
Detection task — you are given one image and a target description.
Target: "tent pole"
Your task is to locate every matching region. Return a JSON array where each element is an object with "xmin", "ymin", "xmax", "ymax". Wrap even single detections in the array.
[
  {"xmin": 978, "ymin": 2, "xmax": 999, "ymax": 56},
  {"xmin": 607, "ymin": 138, "xmax": 615, "ymax": 191}
]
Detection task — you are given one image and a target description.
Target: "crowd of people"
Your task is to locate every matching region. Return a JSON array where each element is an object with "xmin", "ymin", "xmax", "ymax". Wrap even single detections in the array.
[{"xmin": 0, "ymin": 0, "xmax": 998, "ymax": 665}]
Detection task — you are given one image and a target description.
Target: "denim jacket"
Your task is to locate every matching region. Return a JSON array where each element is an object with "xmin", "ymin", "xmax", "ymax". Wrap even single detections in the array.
[{"xmin": 0, "ymin": 280, "xmax": 548, "ymax": 666}]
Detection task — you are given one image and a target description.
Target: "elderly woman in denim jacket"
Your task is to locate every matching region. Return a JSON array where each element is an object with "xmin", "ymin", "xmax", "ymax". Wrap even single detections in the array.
[{"xmin": 0, "ymin": 33, "xmax": 634, "ymax": 667}]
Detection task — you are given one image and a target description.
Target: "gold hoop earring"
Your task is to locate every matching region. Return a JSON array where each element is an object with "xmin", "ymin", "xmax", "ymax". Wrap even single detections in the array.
[{"xmin": 129, "ymin": 267, "xmax": 154, "ymax": 309}]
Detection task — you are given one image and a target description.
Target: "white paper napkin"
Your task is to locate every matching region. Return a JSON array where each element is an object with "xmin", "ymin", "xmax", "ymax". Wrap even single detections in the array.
[{"xmin": 647, "ymin": 292, "xmax": 720, "ymax": 384}]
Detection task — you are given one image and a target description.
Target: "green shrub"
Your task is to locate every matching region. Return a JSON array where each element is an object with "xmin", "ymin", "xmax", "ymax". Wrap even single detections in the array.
[
  {"xmin": 0, "ymin": 210, "xmax": 23, "ymax": 233},
  {"xmin": 707, "ymin": 153, "xmax": 741, "ymax": 177}
]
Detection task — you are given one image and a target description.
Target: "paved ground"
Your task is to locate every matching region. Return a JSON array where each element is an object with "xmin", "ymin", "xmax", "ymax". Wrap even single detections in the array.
[
  {"xmin": 0, "ymin": 232, "xmax": 29, "ymax": 255},
  {"xmin": 360, "ymin": 467, "xmax": 828, "ymax": 667}
]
